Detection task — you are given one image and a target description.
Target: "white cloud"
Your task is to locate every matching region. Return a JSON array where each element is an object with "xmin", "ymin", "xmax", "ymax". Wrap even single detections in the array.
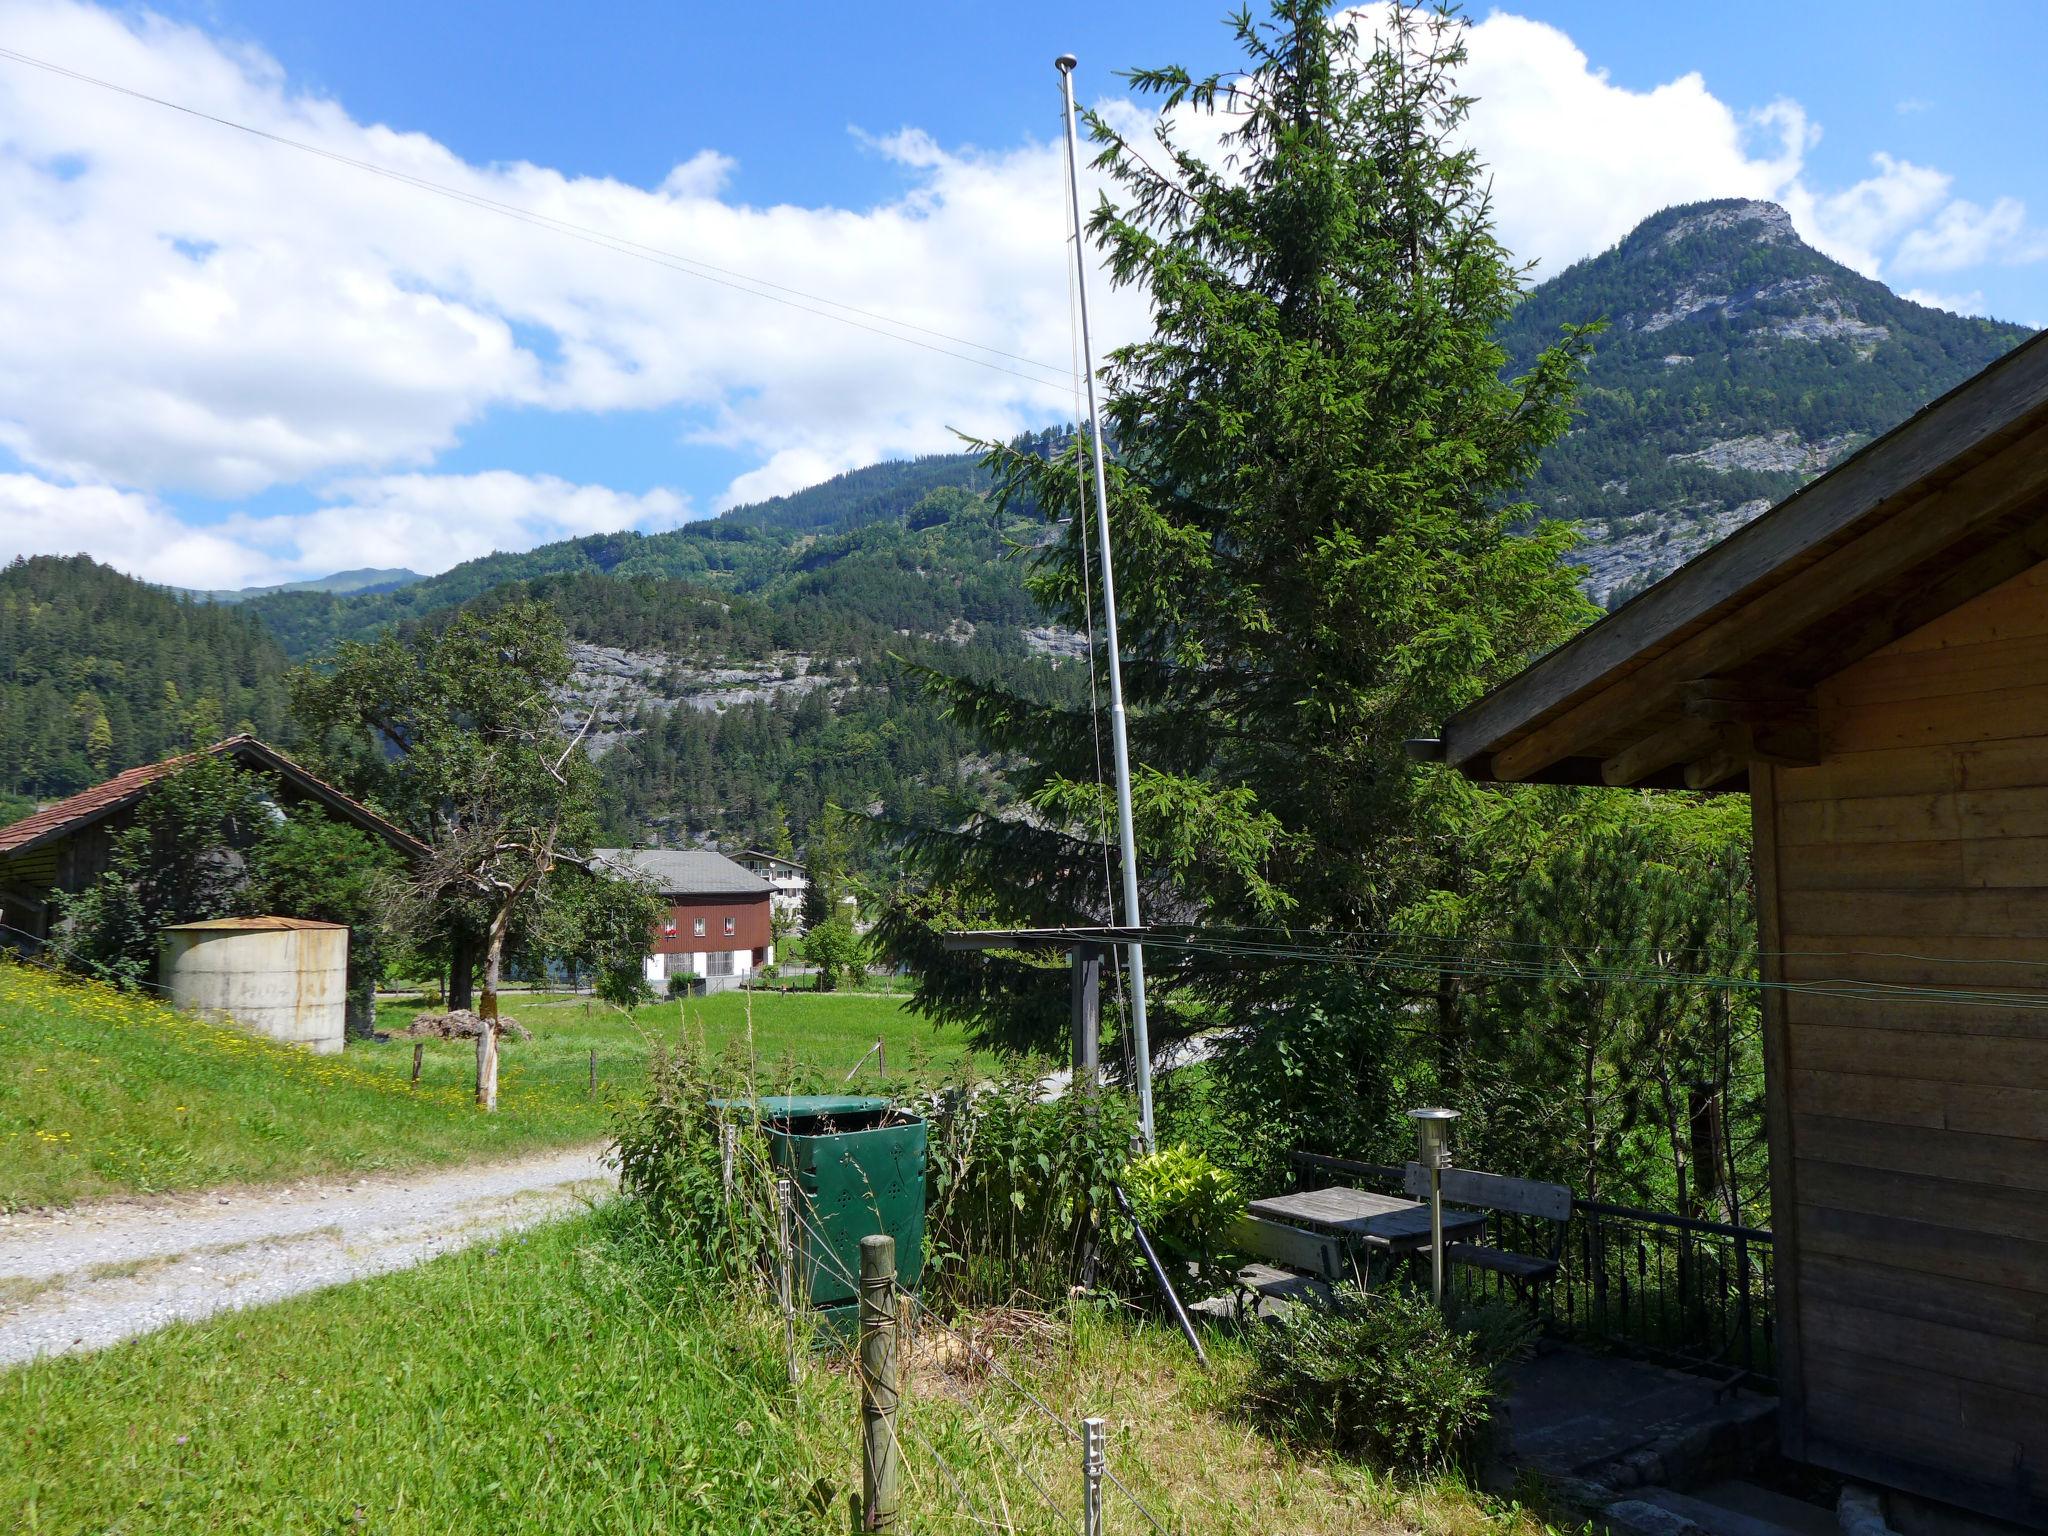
[
  {"xmin": 1900, "ymin": 287, "xmax": 1990, "ymax": 317},
  {"xmin": 0, "ymin": 0, "xmax": 1111, "ymax": 512},
  {"xmin": 1454, "ymin": 13, "xmax": 1801, "ymax": 276},
  {"xmin": 0, "ymin": 469, "xmax": 685, "ymax": 588},
  {"xmin": 1441, "ymin": 12, "xmax": 2041, "ymax": 287},
  {"xmin": 1893, "ymin": 195, "xmax": 2043, "ymax": 272},
  {"xmin": 0, "ymin": 0, "xmax": 2041, "ymax": 591},
  {"xmin": 1781, "ymin": 153, "xmax": 1953, "ymax": 276}
]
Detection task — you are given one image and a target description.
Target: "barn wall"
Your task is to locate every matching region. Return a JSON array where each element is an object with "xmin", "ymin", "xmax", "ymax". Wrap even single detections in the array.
[{"xmin": 1761, "ymin": 561, "xmax": 2048, "ymax": 1524}]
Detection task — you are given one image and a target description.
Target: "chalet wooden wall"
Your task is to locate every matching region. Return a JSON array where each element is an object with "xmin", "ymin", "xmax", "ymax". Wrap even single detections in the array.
[{"xmin": 1758, "ymin": 561, "xmax": 2048, "ymax": 1524}]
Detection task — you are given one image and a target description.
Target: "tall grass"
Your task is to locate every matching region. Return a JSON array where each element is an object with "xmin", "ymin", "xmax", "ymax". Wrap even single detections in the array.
[
  {"xmin": 0, "ymin": 962, "xmax": 968, "ymax": 1209},
  {"xmin": 0, "ymin": 1205, "xmax": 1552, "ymax": 1535}
]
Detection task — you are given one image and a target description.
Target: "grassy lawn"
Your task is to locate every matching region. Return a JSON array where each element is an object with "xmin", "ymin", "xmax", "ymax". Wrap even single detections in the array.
[
  {"xmin": 0, "ymin": 1206, "xmax": 1549, "ymax": 1535},
  {"xmin": 0, "ymin": 964, "xmax": 970, "ymax": 1210}
]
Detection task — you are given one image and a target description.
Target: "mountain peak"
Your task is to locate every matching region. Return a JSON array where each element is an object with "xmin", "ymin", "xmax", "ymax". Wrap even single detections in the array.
[
  {"xmin": 1501, "ymin": 197, "xmax": 2033, "ymax": 608},
  {"xmin": 1616, "ymin": 199, "xmax": 1799, "ymax": 267}
]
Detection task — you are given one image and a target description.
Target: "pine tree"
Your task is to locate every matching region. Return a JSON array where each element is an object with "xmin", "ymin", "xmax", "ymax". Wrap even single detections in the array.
[{"xmin": 886, "ymin": 0, "xmax": 1596, "ymax": 1045}]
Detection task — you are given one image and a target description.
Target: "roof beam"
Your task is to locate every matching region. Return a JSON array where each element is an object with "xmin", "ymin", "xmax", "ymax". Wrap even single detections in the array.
[{"xmin": 1601, "ymin": 717, "xmax": 1721, "ymax": 786}]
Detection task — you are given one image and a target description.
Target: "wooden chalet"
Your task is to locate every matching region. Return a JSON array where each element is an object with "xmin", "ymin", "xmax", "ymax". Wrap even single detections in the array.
[
  {"xmin": 0, "ymin": 734, "xmax": 428, "ymax": 944},
  {"xmin": 1425, "ymin": 329, "xmax": 2048, "ymax": 1524}
]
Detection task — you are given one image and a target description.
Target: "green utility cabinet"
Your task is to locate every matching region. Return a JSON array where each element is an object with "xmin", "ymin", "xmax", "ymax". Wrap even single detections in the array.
[{"xmin": 740, "ymin": 1095, "xmax": 927, "ymax": 1310}]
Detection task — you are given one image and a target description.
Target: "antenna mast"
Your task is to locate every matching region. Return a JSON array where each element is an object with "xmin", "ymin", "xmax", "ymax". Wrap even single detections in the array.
[{"xmin": 1055, "ymin": 53, "xmax": 1155, "ymax": 1150}]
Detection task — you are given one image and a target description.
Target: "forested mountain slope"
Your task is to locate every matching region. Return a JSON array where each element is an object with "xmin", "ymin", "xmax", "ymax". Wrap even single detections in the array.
[
  {"xmin": 0, "ymin": 555, "xmax": 291, "ymax": 801},
  {"xmin": 1503, "ymin": 199, "xmax": 2032, "ymax": 604},
  {"xmin": 12, "ymin": 201, "xmax": 2031, "ymax": 840},
  {"xmin": 240, "ymin": 450, "xmax": 1009, "ymax": 659}
]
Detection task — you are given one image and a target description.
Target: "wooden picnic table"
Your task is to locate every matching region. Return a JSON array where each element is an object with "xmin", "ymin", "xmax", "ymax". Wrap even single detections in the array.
[{"xmin": 1248, "ymin": 1185, "xmax": 1486, "ymax": 1255}]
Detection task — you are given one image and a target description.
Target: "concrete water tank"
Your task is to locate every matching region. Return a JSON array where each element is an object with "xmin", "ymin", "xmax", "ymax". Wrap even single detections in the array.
[{"xmin": 159, "ymin": 917, "xmax": 350, "ymax": 1055}]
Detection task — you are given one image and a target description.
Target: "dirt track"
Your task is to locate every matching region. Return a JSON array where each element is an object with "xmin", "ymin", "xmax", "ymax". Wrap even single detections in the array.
[{"xmin": 0, "ymin": 1143, "xmax": 613, "ymax": 1368}]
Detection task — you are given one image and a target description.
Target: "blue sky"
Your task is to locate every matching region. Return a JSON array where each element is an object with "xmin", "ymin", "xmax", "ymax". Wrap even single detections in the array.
[{"xmin": 0, "ymin": 1, "xmax": 2042, "ymax": 588}]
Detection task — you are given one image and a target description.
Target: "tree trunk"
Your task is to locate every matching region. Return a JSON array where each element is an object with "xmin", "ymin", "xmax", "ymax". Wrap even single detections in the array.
[
  {"xmin": 1688, "ymin": 1082, "xmax": 1730, "ymax": 1223},
  {"xmin": 476, "ymin": 914, "xmax": 508, "ymax": 1113},
  {"xmin": 450, "ymin": 929, "xmax": 476, "ymax": 1012}
]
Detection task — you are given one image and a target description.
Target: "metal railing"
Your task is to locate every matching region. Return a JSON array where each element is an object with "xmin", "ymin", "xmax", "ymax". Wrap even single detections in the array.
[{"xmin": 1289, "ymin": 1151, "xmax": 1776, "ymax": 1388}]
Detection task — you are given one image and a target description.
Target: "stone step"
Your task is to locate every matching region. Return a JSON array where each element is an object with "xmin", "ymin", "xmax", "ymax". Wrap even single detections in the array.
[
  {"xmin": 1618, "ymin": 1484, "xmax": 1833, "ymax": 1536},
  {"xmin": 1691, "ymin": 1479, "xmax": 1840, "ymax": 1536}
]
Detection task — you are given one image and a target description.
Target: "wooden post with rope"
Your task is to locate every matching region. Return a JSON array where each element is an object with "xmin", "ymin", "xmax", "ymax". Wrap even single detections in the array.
[{"xmin": 858, "ymin": 1234, "xmax": 901, "ymax": 1530}]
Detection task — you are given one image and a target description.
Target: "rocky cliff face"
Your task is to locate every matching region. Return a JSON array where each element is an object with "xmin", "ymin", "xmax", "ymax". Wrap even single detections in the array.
[{"xmin": 1502, "ymin": 198, "xmax": 2032, "ymax": 606}]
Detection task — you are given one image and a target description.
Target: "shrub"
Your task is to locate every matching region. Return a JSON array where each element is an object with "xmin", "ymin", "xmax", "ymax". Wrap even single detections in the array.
[
  {"xmin": 1245, "ymin": 1285, "xmax": 1531, "ymax": 1471},
  {"xmin": 608, "ymin": 1038, "xmax": 776, "ymax": 1287},
  {"xmin": 1121, "ymin": 1143, "xmax": 1243, "ymax": 1297},
  {"xmin": 922, "ymin": 1073, "xmax": 1136, "ymax": 1310}
]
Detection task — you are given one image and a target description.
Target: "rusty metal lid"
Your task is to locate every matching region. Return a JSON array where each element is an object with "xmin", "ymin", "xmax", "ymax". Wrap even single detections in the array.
[{"xmin": 161, "ymin": 915, "xmax": 348, "ymax": 931}]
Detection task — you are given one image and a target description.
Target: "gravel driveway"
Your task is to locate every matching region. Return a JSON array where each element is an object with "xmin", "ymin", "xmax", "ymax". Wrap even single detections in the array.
[{"xmin": 0, "ymin": 1143, "xmax": 614, "ymax": 1369}]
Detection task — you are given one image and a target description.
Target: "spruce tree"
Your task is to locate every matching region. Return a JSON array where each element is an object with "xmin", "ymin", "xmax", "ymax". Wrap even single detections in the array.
[{"xmin": 887, "ymin": 1, "xmax": 1596, "ymax": 1046}]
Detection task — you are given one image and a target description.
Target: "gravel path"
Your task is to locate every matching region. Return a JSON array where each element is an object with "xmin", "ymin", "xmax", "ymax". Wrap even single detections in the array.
[{"xmin": 0, "ymin": 1144, "xmax": 614, "ymax": 1368}]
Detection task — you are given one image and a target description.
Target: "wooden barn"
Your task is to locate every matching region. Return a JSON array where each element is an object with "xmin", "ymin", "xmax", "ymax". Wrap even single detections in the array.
[
  {"xmin": 0, "ymin": 734, "xmax": 428, "ymax": 945},
  {"xmin": 1428, "ymin": 329, "xmax": 2048, "ymax": 1524}
]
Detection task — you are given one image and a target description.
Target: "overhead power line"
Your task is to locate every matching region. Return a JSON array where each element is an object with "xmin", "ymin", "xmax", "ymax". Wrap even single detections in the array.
[{"xmin": 0, "ymin": 45, "xmax": 1074, "ymax": 387}]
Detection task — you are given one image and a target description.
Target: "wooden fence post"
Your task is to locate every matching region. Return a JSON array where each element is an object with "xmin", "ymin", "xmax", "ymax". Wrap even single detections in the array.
[
  {"xmin": 588, "ymin": 1048, "xmax": 597, "ymax": 1097},
  {"xmin": 1082, "ymin": 1415, "xmax": 1106, "ymax": 1536},
  {"xmin": 411, "ymin": 1041, "xmax": 423, "ymax": 1086},
  {"xmin": 858, "ymin": 1233, "xmax": 901, "ymax": 1531},
  {"xmin": 775, "ymin": 1177, "xmax": 798, "ymax": 1385}
]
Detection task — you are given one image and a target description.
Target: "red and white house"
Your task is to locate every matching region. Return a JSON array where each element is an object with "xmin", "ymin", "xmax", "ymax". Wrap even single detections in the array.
[{"xmin": 595, "ymin": 848, "xmax": 774, "ymax": 992}]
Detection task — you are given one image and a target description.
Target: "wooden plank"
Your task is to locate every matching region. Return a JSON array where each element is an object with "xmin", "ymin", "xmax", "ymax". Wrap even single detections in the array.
[
  {"xmin": 1442, "ymin": 337, "xmax": 2048, "ymax": 771},
  {"xmin": 1775, "ymin": 745, "xmax": 1959, "ymax": 802},
  {"xmin": 1804, "ymin": 1343, "xmax": 2048, "ymax": 1457},
  {"xmin": 1399, "ymin": 1163, "xmax": 1571, "ymax": 1221},
  {"xmin": 1791, "ymin": 1068, "xmax": 2048, "ymax": 1138},
  {"xmin": 1958, "ymin": 737, "xmax": 2048, "ymax": 792},
  {"xmin": 1794, "ymin": 1157, "xmax": 2048, "ymax": 1245},
  {"xmin": 1805, "ymin": 1371, "xmax": 2033, "ymax": 1498},
  {"xmin": 1796, "ymin": 1112, "xmax": 2048, "ymax": 1193},
  {"xmin": 1867, "ymin": 559, "xmax": 2048, "ymax": 655},
  {"xmin": 1683, "ymin": 731, "xmax": 1750, "ymax": 790},
  {"xmin": 1822, "ymin": 629, "xmax": 2048, "ymax": 709},
  {"xmin": 1825, "ymin": 681, "xmax": 2048, "ymax": 755},
  {"xmin": 1468, "ymin": 416, "xmax": 2048, "ymax": 779},
  {"xmin": 1790, "ymin": 1020, "xmax": 2048, "ymax": 1086},
  {"xmin": 1962, "ymin": 834, "xmax": 2048, "ymax": 888},
  {"xmin": 1225, "ymin": 1216, "xmax": 1342, "ymax": 1282},
  {"xmin": 1801, "ymin": 1250, "xmax": 2048, "ymax": 1345},
  {"xmin": 1777, "ymin": 792, "xmax": 1960, "ymax": 846},
  {"xmin": 1785, "ymin": 888, "xmax": 2048, "ymax": 939},
  {"xmin": 1805, "ymin": 1294, "xmax": 2048, "ymax": 1397},
  {"xmin": 1775, "ymin": 837, "xmax": 1963, "ymax": 890},
  {"xmin": 1783, "ymin": 990, "xmax": 2048, "ymax": 1039},
  {"xmin": 1957, "ymin": 785, "xmax": 2048, "ymax": 839},
  {"xmin": 1789, "ymin": 734, "xmax": 2048, "ymax": 804},
  {"xmin": 1804, "ymin": 1431, "xmax": 2048, "ymax": 1533},
  {"xmin": 1781, "ymin": 934, "xmax": 2048, "ymax": 990},
  {"xmin": 1748, "ymin": 767, "xmax": 1808, "ymax": 1457},
  {"xmin": 1800, "ymin": 1202, "xmax": 2048, "ymax": 1294}
]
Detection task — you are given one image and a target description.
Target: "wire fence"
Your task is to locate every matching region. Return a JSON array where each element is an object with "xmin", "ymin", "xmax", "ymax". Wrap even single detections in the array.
[{"xmin": 726, "ymin": 1134, "xmax": 1172, "ymax": 1534}]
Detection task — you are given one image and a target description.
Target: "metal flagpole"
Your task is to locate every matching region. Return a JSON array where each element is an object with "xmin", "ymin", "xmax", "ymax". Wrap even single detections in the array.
[{"xmin": 1055, "ymin": 53, "xmax": 1155, "ymax": 1150}]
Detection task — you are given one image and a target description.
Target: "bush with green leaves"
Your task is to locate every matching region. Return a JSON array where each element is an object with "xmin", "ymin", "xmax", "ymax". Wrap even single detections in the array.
[
  {"xmin": 922, "ymin": 1073, "xmax": 1136, "ymax": 1310},
  {"xmin": 608, "ymin": 1038, "xmax": 778, "ymax": 1288},
  {"xmin": 1122, "ymin": 1143, "xmax": 1243, "ymax": 1296},
  {"xmin": 1246, "ymin": 1285, "xmax": 1535, "ymax": 1471}
]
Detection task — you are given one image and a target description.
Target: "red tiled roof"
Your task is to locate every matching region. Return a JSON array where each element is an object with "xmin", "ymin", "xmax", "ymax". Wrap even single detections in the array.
[{"xmin": 0, "ymin": 734, "xmax": 429, "ymax": 862}]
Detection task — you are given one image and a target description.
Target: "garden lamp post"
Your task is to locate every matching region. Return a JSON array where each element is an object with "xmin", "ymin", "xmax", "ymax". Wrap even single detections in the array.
[{"xmin": 1408, "ymin": 1107, "xmax": 1460, "ymax": 1309}]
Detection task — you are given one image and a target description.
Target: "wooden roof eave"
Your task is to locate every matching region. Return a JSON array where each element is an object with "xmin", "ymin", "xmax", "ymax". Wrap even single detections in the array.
[{"xmin": 1442, "ymin": 329, "xmax": 2048, "ymax": 787}]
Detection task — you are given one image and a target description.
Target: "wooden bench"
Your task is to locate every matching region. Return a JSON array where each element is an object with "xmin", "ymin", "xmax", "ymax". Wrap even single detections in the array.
[
  {"xmin": 1218, "ymin": 1213, "xmax": 1348, "ymax": 1318},
  {"xmin": 1401, "ymin": 1163, "xmax": 1572, "ymax": 1304},
  {"xmin": 1227, "ymin": 1213, "xmax": 1346, "ymax": 1283}
]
